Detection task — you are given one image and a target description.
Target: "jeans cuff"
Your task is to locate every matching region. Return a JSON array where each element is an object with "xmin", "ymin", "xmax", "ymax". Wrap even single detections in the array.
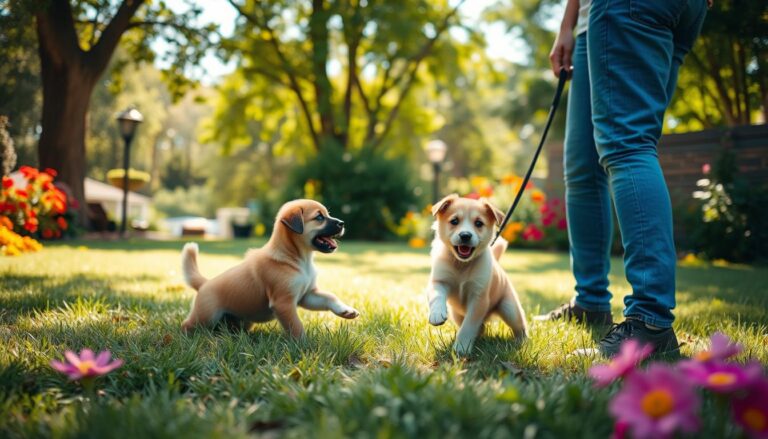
[
  {"xmin": 574, "ymin": 297, "xmax": 612, "ymax": 313},
  {"xmin": 625, "ymin": 313, "xmax": 674, "ymax": 329}
]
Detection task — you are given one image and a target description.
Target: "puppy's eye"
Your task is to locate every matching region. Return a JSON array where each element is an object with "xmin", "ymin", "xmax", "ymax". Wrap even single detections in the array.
[
  {"xmin": 315, "ymin": 214, "xmax": 324, "ymax": 222},
  {"xmin": 449, "ymin": 217, "xmax": 459, "ymax": 226},
  {"xmin": 475, "ymin": 220, "xmax": 484, "ymax": 228}
]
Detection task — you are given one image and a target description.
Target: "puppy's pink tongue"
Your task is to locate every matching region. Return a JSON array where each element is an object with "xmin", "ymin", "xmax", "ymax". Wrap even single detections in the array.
[
  {"xmin": 458, "ymin": 245, "xmax": 472, "ymax": 257},
  {"xmin": 321, "ymin": 236, "xmax": 337, "ymax": 249}
]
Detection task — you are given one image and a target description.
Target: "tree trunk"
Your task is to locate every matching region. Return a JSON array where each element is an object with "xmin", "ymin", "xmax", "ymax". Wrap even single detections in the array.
[{"xmin": 37, "ymin": 59, "xmax": 96, "ymax": 227}]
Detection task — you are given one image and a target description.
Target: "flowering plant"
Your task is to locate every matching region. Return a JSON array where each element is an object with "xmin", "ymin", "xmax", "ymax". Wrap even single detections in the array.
[
  {"xmin": 0, "ymin": 166, "xmax": 72, "ymax": 240},
  {"xmin": 591, "ymin": 332, "xmax": 768, "ymax": 439}
]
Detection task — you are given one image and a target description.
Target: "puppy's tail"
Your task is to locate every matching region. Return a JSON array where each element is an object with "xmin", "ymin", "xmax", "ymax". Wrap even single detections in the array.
[
  {"xmin": 492, "ymin": 237, "xmax": 508, "ymax": 261},
  {"xmin": 181, "ymin": 243, "xmax": 207, "ymax": 291}
]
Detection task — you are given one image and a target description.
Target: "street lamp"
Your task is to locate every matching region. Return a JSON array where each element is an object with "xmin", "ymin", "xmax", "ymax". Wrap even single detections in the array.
[
  {"xmin": 115, "ymin": 107, "xmax": 143, "ymax": 237},
  {"xmin": 425, "ymin": 139, "xmax": 447, "ymax": 203}
]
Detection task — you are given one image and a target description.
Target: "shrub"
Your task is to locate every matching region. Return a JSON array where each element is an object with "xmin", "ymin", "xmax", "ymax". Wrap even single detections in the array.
[
  {"xmin": 0, "ymin": 166, "xmax": 73, "ymax": 240},
  {"xmin": 685, "ymin": 150, "xmax": 768, "ymax": 262},
  {"xmin": 285, "ymin": 147, "xmax": 417, "ymax": 241},
  {"xmin": 153, "ymin": 185, "xmax": 213, "ymax": 219}
]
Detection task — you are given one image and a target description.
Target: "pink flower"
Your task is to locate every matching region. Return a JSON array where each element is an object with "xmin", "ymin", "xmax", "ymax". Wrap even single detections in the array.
[
  {"xmin": 51, "ymin": 349, "xmax": 123, "ymax": 380},
  {"xmin": 589, "ymin": 339, "xmax": 654, "ymax": 387},
  {"xmin": 679, "ymin": 360, "xmax": 763, "ymax": 394},
  {"xmin": 693, "ymin": 332, "xmax": 742, "ymax": 362},
  {"xmin": 557, "ymin": 218, "xmax": 567, "ymax": 230},
  {"xmin": 702, "ymin": 163, "xmax": 711, "ymax": 174},
  {"xmin": 609, "ymin": 364, "xmax": 700, "ymax": 439},
  {"xmin": 732, "ymin": 379, "xmax": 768, "ymax": 438}
]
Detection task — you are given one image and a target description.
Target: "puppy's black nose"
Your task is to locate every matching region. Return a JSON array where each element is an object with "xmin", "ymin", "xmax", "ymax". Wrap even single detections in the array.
[
  {"xmin": 337, "ymin": 220, "xmax": 344, "ymax": 228},
  {"xmin": 459, "ymin": 232, "xmax": 472, "ymax": 242}
]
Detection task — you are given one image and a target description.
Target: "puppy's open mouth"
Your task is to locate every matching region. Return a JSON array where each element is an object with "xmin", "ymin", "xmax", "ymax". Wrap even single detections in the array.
[
  {"xmin": 454, "ymin": 245, "xmax": 475, "ymax": 260},
  {"xmin": 312, "ymin": 233, "xmax": 341, "ymax": 253}
]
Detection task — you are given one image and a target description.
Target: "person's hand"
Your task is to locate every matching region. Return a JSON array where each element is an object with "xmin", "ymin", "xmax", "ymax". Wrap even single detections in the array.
[{"xmin": 549, "ymin": 30, "xmax": 575, "ymax": 79}]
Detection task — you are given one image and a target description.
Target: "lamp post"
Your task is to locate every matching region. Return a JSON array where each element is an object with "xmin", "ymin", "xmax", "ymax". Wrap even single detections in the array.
[
  {"xmin": 116, "ymin": 107, "xmax": 143, "ymax": 237},
  {"xmin": 425, "ymin": 139, "xmax": 447, "ymax": 203}
]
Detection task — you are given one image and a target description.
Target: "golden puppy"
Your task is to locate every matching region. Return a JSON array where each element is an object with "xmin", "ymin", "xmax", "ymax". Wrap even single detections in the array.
[
  {"xmin": 180, "ymin": 199, "xmax": 359, "ymax": 336},
  {"xmin": 426, "ymin": 194, "xmax": 528, "ymax": 355}
]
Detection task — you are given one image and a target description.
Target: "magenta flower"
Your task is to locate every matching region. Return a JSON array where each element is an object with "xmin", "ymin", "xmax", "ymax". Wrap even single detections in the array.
[
  {"xmin": 693, "ymin": 332, "xmax": 742, "ymax": 363},
  {"xmin": 51, "ymin": 349, "xmax": 123, "ymax": 380},
  {"xmin": 679, "ymin": 360, "xmax": 763, "ymax": 394},
  {"xmin": 589, "ymin": 339, "xmax": 654, "ymax": 387},
  {"xmin": 609, "ymin": 364, "xmax": 700, "ymax": 439},
  {"xmin": 611, "ymin": 420, "xmax": 629, "ymax": 439},
  {"xmin": 732, "ymin": 379, "xmax": 768, "ymax": 439}
]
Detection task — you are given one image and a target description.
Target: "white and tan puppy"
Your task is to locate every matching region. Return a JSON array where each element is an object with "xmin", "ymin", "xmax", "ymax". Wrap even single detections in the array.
[
  {"xmin": 180, "ymin": 199, "xmax": 359, "ymax": 337},
  {"xmin": 426, "ymin": 194, "xmax": 528, "ymax": 355}
]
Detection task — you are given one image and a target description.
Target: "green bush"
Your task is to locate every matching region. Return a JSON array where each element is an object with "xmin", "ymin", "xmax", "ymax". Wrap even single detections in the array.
[
  {"xmin": 285, "ymin": 147, "xmax": 417, "ymax": 240},
  {"xmin": 153, "ymin": 185, "xmax": 213, "ymax": 219},
  {"xmin": 684, "ymin": 150, "xmax": 768, "ymax": 262}
]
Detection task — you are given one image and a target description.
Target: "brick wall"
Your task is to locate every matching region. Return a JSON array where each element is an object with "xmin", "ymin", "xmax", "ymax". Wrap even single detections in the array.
[{"xmin": 545, "ymin": 124, "xmax": 768, "ymax": 210}]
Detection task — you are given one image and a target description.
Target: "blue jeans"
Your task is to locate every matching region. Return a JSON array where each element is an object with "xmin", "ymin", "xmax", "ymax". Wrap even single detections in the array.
[{"xmin": 565, "ymin": 0, "xmax": 706, "ymax": 327}]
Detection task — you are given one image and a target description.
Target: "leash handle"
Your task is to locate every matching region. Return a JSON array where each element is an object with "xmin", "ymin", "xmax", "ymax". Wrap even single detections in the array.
[{"xmin": 492, "ymin": 68, "xmax": 569, "ymax": 245}]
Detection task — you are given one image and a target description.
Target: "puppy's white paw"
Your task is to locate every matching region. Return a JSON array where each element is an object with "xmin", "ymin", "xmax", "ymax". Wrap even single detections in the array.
[
  {"xmin": 428, "ymin": 303, "xmax": 448, "ymax": 326},
  {"xmin": 334, "ymin": 305, "xmax": 359, "ymax": 320},
  {"xmin": 453, "ymin": 340, "xmax": 473, "ymax": 357}
]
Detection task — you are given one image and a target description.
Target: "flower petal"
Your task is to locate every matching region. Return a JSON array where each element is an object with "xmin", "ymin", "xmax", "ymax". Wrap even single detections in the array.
[
  {"xmin": 64, "ymin": 350, "xmax": 80, "ymax": 366},
  {"xmin": 80, "ymin": 349, "xmax": 95, "ymax": 362},
  {"xmin": 95, "ymin": 350, "xmax": 112, "ymax": 367}
]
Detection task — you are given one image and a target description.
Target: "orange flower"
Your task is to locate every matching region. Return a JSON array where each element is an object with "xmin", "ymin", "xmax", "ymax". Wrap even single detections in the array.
[
  {"xmin": 0, "ymin": 216, "xmax": 12, "ymax": 229},
  {"xmin": 501, "ymin": 222, "xmax": 524, "ymax": 242},
  {"xmin": 57, "ymin": 216, "xmax": 68, "ymax": 230},
  {"xmin": 408, "ymin": 237, "xmax": 427, "ymax": 248},
  {"xmin": 531, "ymin": 190, "xmax": 546, "ymax": 204}
]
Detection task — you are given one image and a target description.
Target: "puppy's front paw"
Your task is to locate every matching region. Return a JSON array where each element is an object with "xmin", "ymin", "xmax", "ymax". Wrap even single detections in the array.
[
  {"xmin": 428, "ymin": 303, "xmax": 448, "ymax": 326},
  {"xmin": 334, "ymin": 305, "xmax": 359, "ymax": 319},
  {"xmin": 453, "ymin": 340, "xmax": 473, "ymax": 357}
]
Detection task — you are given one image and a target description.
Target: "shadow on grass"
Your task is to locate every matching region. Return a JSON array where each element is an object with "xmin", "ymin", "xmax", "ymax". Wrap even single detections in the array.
[{"xmin": 0, "ymin": 272, "xmax": 184, "ymax": 324}]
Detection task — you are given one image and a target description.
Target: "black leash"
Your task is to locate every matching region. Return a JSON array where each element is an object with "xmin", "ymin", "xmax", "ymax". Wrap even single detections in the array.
[{"xmin": 492, "ymin": 68, "xmax": 569, "ymax": 245}]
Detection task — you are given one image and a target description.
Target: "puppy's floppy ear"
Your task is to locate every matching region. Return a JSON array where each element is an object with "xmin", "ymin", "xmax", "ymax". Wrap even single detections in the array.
[
  {"xmin": 431, "ymin": 193, "xmax": 459, "ymax": 217},
  {"xmin": 281, "ymin": 208, "xmax": 304, "ymax": 234},
  {"xmin": 481, "ymin": 198, "xmax": 506, "ymax": 226}
]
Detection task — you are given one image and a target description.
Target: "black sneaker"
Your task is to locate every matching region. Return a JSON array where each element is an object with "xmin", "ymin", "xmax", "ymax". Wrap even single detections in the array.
[
  {"xmin": 534, "ymin": 301, "xmax": 613, "ymax": 325},
  {"xmin": 598, "ymin": 318, "xmax": 680, "ymax": 358}
]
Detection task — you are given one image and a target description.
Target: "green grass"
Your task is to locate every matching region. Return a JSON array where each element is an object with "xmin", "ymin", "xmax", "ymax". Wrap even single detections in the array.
[{"xmin": 1, "ymin": 239, "xmax": 766, "ymax": 438}]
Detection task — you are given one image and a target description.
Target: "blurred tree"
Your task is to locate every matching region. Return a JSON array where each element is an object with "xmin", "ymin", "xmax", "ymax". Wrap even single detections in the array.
[
  {"xmin": 0, "ymin": 0, "xmax": 215, "ymax": 223},
  {"xmin": 668, "ymin": 0, "xmax": 767, "ymax": 130},
  {"xmin": 223, "ymin": 0, "xmax": 470, "ymax": 153},
  {"xmin": 0, "ymin": 3, "xmax": 41, "ymax": 166}
]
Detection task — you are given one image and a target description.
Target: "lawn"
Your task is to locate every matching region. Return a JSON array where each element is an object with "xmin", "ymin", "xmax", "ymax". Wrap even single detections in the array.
[{"xmin": 1, "ymin": 239, "xmax": 766, "ymax": 438}]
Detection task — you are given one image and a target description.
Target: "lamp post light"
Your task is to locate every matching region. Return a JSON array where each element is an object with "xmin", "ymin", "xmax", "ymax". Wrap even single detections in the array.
[
  {"xmin": 425, "ymin": 139, "xmax": 447, "ymax": 203},
  {"xmin": 115, "ymin": 107, "xmax": 143, "ymax": 237}
]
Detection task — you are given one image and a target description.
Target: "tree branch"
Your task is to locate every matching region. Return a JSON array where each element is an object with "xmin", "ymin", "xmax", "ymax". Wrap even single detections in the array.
[
  {"xmin": 227, "ymin": 0, "xmax": 320, "ymax": 150},
  {"xmin": 370, "ymin": 0, "xmax": 466, "ymax": 150},
  {"xmin": 89, "ymin": 0, "xmax": 146, "ymax": 76}
]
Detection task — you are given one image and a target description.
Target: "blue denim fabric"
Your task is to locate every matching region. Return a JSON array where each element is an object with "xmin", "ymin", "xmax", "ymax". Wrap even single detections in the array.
[
  {"xmin": 563, "ymin": 0, "xmax": 706, "ymax": 327},
  {"xmin": 564, "ymin": 33, "xmax": 614, "ymax": 313}
]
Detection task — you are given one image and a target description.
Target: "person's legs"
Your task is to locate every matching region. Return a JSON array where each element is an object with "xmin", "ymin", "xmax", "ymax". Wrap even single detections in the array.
[
  {"xmin": 564, "ymin": 33, "xmax": 614, "ymax": 313},
  {"xmin": 587, "ymin": 0, "xmax": 706, "ymax": 331}
]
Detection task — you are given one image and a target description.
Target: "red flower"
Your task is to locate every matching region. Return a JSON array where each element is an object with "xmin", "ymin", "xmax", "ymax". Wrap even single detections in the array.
[
  {"xmin": 18, "ymin": 201, "xmax": 27, "ymax": 210},
  {"xmin": 43, "ymin": 168, "xmax": 58, "ymax": 177},
  {"xmin": 57, "ymin": 216, "xmax": 68, "ymax": 230},
  {"xmin": 522, "ymin": 224, "xmax": 544, "ymax": 241},
  {"xmin": 42, "ymin": 228, "xmax": 54, "ymax": 239},
  {"xmin": 19, "ymin": 166, "xmax": 38, "ymax": 180},
  {"xmin": 23, "ymin": 218, "xmax": 38, "ymax": 233},
  {"xmin": 15, "ymin": 189, "xmax": 28, "ymax": 198},
  {"xmin": 27, "ymin": 209, "xmax": 36, "ymax": 219},
  {"xmin": 557, "ymin": 218, "xmax": 567, "ymax": 230},
  {"xmin": 2, "ymin": 177, "xmax": 12, "ymax": 189}
]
